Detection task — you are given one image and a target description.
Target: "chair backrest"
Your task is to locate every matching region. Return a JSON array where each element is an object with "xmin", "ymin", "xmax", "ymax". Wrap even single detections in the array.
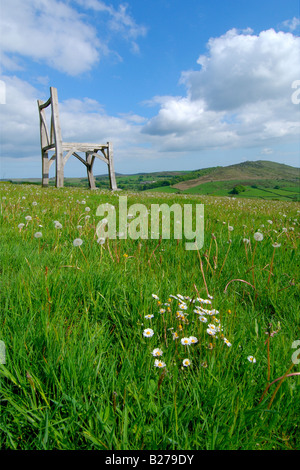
[{"xmin": 37, "ymin": 87, "xmax": 63, "ymax": 152}]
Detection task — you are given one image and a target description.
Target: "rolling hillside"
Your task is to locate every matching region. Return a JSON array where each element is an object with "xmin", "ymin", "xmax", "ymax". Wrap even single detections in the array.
[{"xmin": 3, "ymin": 160, "xmax": 299, "ymax": 201}]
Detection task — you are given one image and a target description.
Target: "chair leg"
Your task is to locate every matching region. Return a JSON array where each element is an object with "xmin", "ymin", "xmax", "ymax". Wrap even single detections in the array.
[
  {"xmin": 86, "ymin": 153, "xmax": 96, "ymax": 190},
  {"xmin": 107, "ymin": 142, "xmax": 118, "ymax": 190},
  {"xmin": 42, "ymin": 152, "xmax": 49, "ymax": 187},
  {"xmin": 55, "ymin": 148, "xmax": 64, "ymax": 188}
]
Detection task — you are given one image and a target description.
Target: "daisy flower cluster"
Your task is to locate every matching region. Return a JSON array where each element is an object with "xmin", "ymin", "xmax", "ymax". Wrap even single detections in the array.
[{"xmin": 142, "ymin": 292, "xmax": 232, "ymax": 371}]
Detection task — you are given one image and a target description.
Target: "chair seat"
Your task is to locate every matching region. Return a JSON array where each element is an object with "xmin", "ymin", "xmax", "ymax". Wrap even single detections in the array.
[{"xmin": 61, "ymin": 142, "xmax": 109, "ymax": 151}]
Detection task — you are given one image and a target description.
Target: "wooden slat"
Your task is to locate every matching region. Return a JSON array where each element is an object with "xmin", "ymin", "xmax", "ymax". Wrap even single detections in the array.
[{"xmin": 38, "ymin": 97, "xmax": 51, "ymax": 110}]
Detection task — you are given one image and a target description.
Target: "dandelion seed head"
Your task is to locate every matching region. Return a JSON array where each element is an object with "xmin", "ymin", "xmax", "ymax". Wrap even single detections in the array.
[
  {"xmin": 73, "ymin": 238, "xmax": 83, "ymax": 247},
  {"xmin": 254, "ymin": 232, "xmax": 263, "ymax": 241}
]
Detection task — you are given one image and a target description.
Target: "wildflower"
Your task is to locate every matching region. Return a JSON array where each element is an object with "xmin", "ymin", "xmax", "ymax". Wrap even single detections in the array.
[
  {"xmin": 159, "ymin": 308, "xmax": 166, "ymax": 314},
  {"xmin": 34, "ymin": 232, "xmax": 42, "ymax": 238},
  {"xmin": 254, "ymin": 232, "xmax": 263, "ymax": 241},
  {"xmin": 152, "ymin": 294, "xmax": 159, "ymax": 300},
  {"xmin": 247, "ymin": 355, "xmax": 256, "ymax": 363},
  {"xmin": 176, "ymin": 311, "xmax": 185, "ymax": 320},
  {"xmin": 152, "ymin": 348, "xmax": 163, "ymax": 357},
  {"xmin": 54, "ymin": 221, "xmax": 62, "ymax": 229},
  {"xmin": 207, "ymin": 327, "xmax": 217, "ymax": 336},
  {"xmin": 181, "ymin": 337, "xmax": 191, "ymax": 346},
  {"xmin": 199, "ymin": 316, "xmax": 208, "ymax": 323},
  {"xmin": 145, "ymin": 314, "xmax": 154, "ymax": 319},
  {"xmin": 189, "ymin": 336, "xmax": 198, "ymax": 344},
  {"xmin": 172, "ymin": 332, "xmax": 179, "ymax": 340},
  {"xmin": 197, "ymin": 297, "xmax": 212, "ymax": 305},
  {"xmin": 154, "ymin": 359, "xmax": 166, "ymax": 368},
  {"xmin": 73, "ymin": 238, "xmax": 83, "ymax": 247},
  {"xmin": 224, "ymin": 338, "xmax": 232, "ymax": 347},
  {"xmin": 143, "ymin": 328, "xmax": 154, "ymax": 338},
  {"xmin": 182, "ymin": 359, "xmax": 191, "ymax": 367},
  {"xmin": 179, "ymin": 303, "xmax": 188, "ymax": 310}
]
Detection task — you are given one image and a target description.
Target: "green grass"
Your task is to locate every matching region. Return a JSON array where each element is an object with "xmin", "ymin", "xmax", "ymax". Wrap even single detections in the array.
[
  {"xmin": 0, "ymin": 183, "xmax": 299, "ymax": 450},
  {"xmin": 177, "ymin": 181, "xmax": 300, "ymax": 201}
]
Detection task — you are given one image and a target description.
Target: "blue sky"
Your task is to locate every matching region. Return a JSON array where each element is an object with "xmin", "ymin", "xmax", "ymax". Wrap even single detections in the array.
[{"xmin": 0, "ymin": 0, "xmax": 299, "ymax": 179}]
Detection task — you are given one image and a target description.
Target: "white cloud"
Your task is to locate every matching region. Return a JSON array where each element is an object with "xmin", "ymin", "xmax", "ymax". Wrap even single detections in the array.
[
  {"xmin": 281, "ymin": 17, "xmax": 300, "ymax": 32},
  {"xmin": 1, "ymin": 25, "xmax": 299, "ymax": 178},
  {"xmin": 143, "ymin": 28, "xmax": 300, "ymax": 153},
  {"xmin": 0, "ymin": 0, "xmax": 101, "ymax": 75},
  {"xmin": 74, "ymin": 0, "xmax": 147, "ymax": 54},
  {"xmin": 181, "ymin": 28, "xmax": 300, "ymax": 110},
  {"xmin": 0, "ymin": 76, "xmax": 146, "ymax": 168},
  {"xmin": 0, "ymin": 0, "xmax": 147, "ymax": 76}
]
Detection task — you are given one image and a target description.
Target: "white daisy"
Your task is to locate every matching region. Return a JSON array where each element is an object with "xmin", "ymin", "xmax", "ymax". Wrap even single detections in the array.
[
  {"xmin": 189, "ymin": 336, "xmax": 198, "ymax": 344},
  {"xmin": 182, "ymin": 358, "xmax": 191, "ymax": 367},
  {"xmin": 181, "ymin": 337, "xmax": 191, "ymax": 346},
  {"xmin": 143, "ymin": 328, "xmax": 154, "ymax": 338},
  {"xmin": 154, "ymin": 359, "xmax": 166, "ymax": 368},
  {"xmin": 247, "ymin": 355, "xmax": 256, "ymax": 363},
  {"xmin": 152, "ymin": 348, "xmax": 163, "ymax": 357}
]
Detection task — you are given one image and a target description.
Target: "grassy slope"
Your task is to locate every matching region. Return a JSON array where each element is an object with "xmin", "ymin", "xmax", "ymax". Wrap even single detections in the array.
[
  {"xmin": 0, "ymin": 183, "xmax": 299, "ymax": 450},
  {"xmin": 173, "ymin": 160, "xmax": 299, "ymax": 190}
]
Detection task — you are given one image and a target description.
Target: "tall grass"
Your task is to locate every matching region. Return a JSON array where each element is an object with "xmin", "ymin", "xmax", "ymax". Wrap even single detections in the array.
[{"xmin": 0, "ymin": 183, "xmax": 299, "ymax": 450}]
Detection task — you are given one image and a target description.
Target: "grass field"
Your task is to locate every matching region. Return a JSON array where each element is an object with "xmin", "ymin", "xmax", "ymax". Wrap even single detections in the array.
[{"xmin": 0, "ymin": 182, "xmax": 299, "ymax": 450}]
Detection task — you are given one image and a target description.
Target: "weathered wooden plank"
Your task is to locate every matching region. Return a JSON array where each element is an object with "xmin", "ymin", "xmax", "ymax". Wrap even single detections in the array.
[
  {"xmin": 107, "ymin": 142, "xmax": 118, "ymax": 190},
  {"xmin": 86, "ymin": 152, "xmax": 96, "ymax": 189}
]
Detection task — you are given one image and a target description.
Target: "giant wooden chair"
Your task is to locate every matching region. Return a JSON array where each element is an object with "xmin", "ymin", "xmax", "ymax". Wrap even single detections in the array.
[{"xmin": 37, "ymin": 87, "xmax": 118, "ymax": 190}]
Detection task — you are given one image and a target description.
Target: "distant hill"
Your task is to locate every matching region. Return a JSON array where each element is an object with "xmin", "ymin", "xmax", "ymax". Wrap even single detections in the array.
[
  {"xmin": 173, "ymin": 160, "xmax": 299, "ymax": 190},
  {"xmin": 2, "ymin": 160, "xmax": 299, "ymax": 201}
]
